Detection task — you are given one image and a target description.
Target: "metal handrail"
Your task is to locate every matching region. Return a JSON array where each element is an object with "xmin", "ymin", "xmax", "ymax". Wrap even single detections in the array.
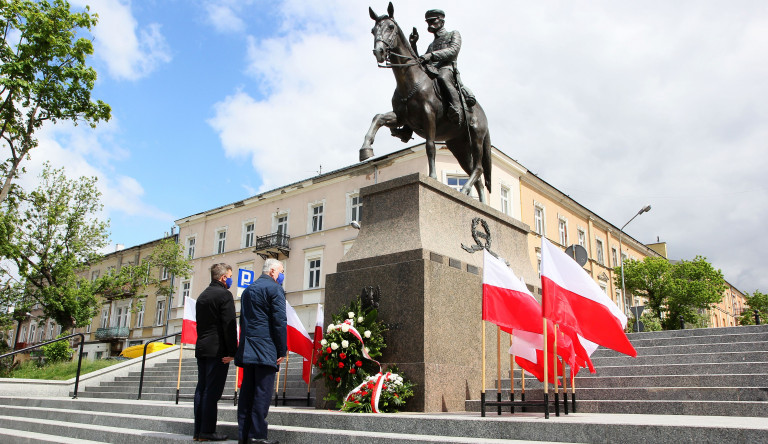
[
  {"xmin": 0, "ymin": 333, "xmax": 86, "ymax": 398},
  {"xmin": 137, "ymin": 332, "xmax": 181, "ymax": 400}
]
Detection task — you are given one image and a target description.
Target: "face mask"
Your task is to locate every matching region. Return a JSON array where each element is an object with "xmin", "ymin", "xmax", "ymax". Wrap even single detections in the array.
[
  {"xmin": 276, "ymin": 272, "xmax": 285, "ymax": 285},
  {"xmin": 225, "ymin": 277, "xmax": 233, "ymax": 289}
]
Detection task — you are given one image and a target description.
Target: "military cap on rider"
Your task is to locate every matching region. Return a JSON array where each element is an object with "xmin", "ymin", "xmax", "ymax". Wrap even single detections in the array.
[{"xmin": 425, "ymin": 9, "xmax": 445, "ymax": 20}]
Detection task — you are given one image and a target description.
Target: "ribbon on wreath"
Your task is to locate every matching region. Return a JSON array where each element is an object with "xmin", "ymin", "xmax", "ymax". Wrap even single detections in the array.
[
  {"xmin": 344, "ymin": 371, "xmax": 392, "ymax": 413},
  {"xmin": 330, "ymin": 320, "xmax": 380, "ymax": 370}
]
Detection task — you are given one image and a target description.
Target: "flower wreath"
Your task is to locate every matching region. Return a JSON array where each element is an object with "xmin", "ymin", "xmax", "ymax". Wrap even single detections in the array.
[{"xmin": 314, "ymin": 295, "xmax": 414, "ymax": 412}]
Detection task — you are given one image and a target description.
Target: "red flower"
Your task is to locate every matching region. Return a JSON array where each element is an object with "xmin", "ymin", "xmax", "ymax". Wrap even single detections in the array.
[
  {"xmin": 394, "ymin": 394, "xmax": 399, "ymax": 398},
  {"xmin": 335, "ymin": 377, "xmax": 341, "ymax": 382},
  {"xmin": 361, "ymin": 391, "xmax": 368, "ymax": 396},
  {"xmin": 326, "ymin": 347, "xmax": 332, "ymax": 354},
  {"xmin": 328, "ymin": 374, "xmax": 333, "ymax": 380},
  {"xmin": 325, "ymin": 356, "xmax": 329, "ymax": 361},
  {"xmin": 339, "ymin": 352, "xmax": 347, "ymax": 360},
  {"xmin": 350, "ymin": 368, "xmax": 356, "ymax": 374},
  {"xmin": 338, "ymin": 362, "xmax": 345, "ymax": 368},
  {"xmin": 355, "ymin": 360, "xmax": 363, "ymax": 367},
  {"xmin": 355, "ymin": 400, "xmax": 360, "ymax": 404},
  {"xmin": 383, "ymin": 385, "xmax": 387, "ymax": 390}
]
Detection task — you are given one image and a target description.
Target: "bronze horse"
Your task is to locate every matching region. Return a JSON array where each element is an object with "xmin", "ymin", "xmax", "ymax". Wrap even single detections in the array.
[{"xmin": 361, "ymin": 3, "xmax": 492, "ymax": 202}]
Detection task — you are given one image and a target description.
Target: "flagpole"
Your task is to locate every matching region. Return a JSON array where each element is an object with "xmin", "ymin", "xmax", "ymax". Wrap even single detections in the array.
[
  {"xmin": 509, "ymin": 335, "xmax": 515, "ymax": 414},
  {"xmin": 274, "ymin": 359, "xmax": 281, "ymax": 407},
  {"xmin": 554, "ymin": 324, "xmax": 559, "ymax": 417},
  {"xmin": 571, "ymin": 368, "xmax": 577, "ymax": 413},
  {"xmin": 481, "ymin": 320, "xmax": 487, "ymax": 417},
  {"xmin": 234, "ymin": 363, "xmax": 240, "ymax": 406},
  {"xmin": 496, "ymin": 326, "xmax": 502, "ymax": 415},
  {"xmin": 281, "ymin": 353, "xmax": 290, "ymax": 405},
  {"xmin": 562, "ymin": 365, "xmax": 568, "ymax": 415},
  {"xmin": 543, "ymin": 318, "xmax": 549, "ymax": 419},
  {"xmin": 175, "ymin": 344, "xmax": 183, "ymax": 405},
  {"xmin": 521, "ymin": 362, "xmax": 526, "ymax": 412}
]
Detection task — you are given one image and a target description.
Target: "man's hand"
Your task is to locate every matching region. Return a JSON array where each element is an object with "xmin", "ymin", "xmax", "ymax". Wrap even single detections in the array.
[
  {"xmin": 418, "ymin": 53, "xmax": 433, "ymax": 64},
  {"xmin": 222, "ymin": 356, "xmax": 234, "ymax": 364},
  {"xmin": 409, "ymin": 27, "xmax": 419, "ymax": 46},
  {"xmin": 277, "ymin": 356, "xmax": 285, "ymax": 365}
]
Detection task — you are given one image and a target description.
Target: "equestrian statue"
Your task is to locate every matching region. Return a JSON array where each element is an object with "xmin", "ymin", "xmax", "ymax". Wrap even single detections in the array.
[{"xmin": 361, "ymin": 3, "xmax": 492, "ymax": 203}]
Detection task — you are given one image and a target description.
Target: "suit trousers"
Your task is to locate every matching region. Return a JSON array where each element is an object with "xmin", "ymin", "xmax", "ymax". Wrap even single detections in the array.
[
  {"xmin": 237, "ymin": 364, "xmax": 277, "ymax": 440},
  {"xmin": 194, "ymin": 357, "xmax": 230, "ymax": 436}
]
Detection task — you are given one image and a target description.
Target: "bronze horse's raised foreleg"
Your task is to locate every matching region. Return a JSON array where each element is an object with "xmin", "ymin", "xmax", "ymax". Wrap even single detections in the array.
[{"xmin": 360, "ymin": 111, "xmax": 400, "ymax": 161}]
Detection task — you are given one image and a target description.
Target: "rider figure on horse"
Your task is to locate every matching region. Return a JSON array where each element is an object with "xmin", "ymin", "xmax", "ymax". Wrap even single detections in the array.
[{"xmin": 411, "ymin": 9, "xmax": 476, "ymax": 126}]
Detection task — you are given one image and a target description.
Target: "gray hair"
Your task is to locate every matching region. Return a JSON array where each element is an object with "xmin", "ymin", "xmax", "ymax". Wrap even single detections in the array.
[
  {"xmin": 210, "ymin": 263, "xmax": 231, "ymax": 281},
  {"xmin": 262, "ymin": 258, "xmax": 282, "ymax": 274}
]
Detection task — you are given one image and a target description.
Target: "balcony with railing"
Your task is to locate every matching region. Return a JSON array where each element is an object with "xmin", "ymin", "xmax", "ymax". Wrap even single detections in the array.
[
  {"xmin": 95, "ymin": 326, "xmax": 130, "ymax": 341},
  {"xmin": 253, "ymin": 232, "xmax": 290, "ymax": 260}
]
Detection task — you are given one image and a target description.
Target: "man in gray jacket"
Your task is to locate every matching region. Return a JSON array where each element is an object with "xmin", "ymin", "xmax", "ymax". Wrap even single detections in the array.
[{"xmin": 235, "ymin": 258, "xmax": 287, "ymax": 444}]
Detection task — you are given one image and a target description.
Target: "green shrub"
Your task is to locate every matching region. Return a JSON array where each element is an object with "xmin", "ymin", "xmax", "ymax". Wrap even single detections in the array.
[{"xmin": 41, "ymin": 334, "xmax": 73, "ymax": 363}]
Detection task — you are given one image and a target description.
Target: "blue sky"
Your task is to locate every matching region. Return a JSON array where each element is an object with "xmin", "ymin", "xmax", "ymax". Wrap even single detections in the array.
[{"xmin": 19, "ymin": 0, "xmax": 768, "ymax": 293}]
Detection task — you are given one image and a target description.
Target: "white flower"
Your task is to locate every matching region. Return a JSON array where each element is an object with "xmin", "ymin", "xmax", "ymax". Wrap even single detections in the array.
[
  {"xmin": 320, "ymin": 339, "xmax": 327, "ymax": 346},
  {"xmin": 341, "ymin": 340, "xmax": 349, "ymax": 348},
  {"xmin": 348, "ymin": 312, "xmax": 355, "ymax": 318},
  {"xmin": 331, "ymin": 342, "xmax": 339, "ymax": 350},
  {"xmin": 347, "ymin": 319, "xmax": 355, "ymax": 326},
  {"xmin": 358, "ymin": 316, "xmax": 364, "ymax": 323},
  {"xmin": 341, "ymin": 324, "xmax": 350, "ymax": 333},
  {"xmin": 364, "ymin": 347, "xmax": 369, "ymax": 354},
  {"xmin": 364, "ymin": 330, "xmax": 371, "ymax": 338},
  {"xmin": 327, "ymin": 324, "xmax": 335, "ymax": 333}
]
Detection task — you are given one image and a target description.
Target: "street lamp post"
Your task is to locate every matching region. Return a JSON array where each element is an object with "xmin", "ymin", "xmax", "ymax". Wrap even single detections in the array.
[{"xmin": 618, "ymin": 205, "xmax": 651, "ymax": 332}]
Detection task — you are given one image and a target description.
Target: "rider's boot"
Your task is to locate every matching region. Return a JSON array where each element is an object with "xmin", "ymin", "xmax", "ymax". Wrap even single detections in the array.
[{"xmin": 390, "ymin": 126, "xmax": 414, "ymax": 143}]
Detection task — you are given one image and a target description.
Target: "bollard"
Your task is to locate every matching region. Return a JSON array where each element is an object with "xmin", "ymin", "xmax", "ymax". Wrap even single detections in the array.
[
  {"xmin": 755, "ymin": 310, "xmax": 761, "ymax": 325},
  {"xmin": 679, "ymin": 315, "xmax": 685, "ymax": 330}
]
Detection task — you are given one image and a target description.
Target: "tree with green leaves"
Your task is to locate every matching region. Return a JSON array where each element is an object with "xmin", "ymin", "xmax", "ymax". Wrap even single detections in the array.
[
  {"xmin": 738, "ymin": 290, "xmax": 768, "ymax": 326},
  {"xmin": 92, "ymin": 236, "xmax": 192, "ymax": 314},
  {"xmin": 617, "ymin": 255, "xmax": 727, "ymax": 330},
  {"xmin": 0, "ymin": 0, "xmax": 111, "ymax": 204},
  {"xmin": 0, "ymin": 163, "xmax": 108, "ymax": 331}
]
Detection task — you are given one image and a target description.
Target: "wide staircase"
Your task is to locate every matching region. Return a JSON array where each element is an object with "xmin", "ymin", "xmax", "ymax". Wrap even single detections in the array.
[
  {"xmin": 75, "ymin": 350, "xmax": 314, "ymax": 406},
  {"xmin": 0, "ymin": 325, "xmax": 767, "ymax": 443},
  {"xmin": 467, "ymin": 324, "xmax": 768, "ymax": 417}
]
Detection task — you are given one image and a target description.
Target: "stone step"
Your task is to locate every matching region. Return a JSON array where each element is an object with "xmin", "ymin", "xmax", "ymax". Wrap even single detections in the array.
[
  {"xmin": 2, "ymin": 397, "xmax": 768, "ymax": 443},
  {"xmin": 590, "ymin": 340, "xmax": 768, "ymax": 357},
  {"xmin": 478, "ymin": 386, "xmax": 768, "ymax": 402},
  {"xmin": 623, "ymin": 331, "xmax": 768, "ymax": 348},
  {"xmin": 495, "ymin": 373, "xmax": 768, "ymax": 389},
  {"xmin": 587, "ymin": 350, "xmax": 768, "ymax": 366},
  {"xmin": 577, "ymin": 361, "xmax": 768, "ymax": 377},
  {"xmin": 626, "ymin": 324, "xmax": 768, "ymax": 340}
]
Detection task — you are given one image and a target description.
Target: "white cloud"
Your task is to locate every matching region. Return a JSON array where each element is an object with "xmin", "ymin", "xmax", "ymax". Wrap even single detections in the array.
[
  {"xmin": 204, "ymin": 0, "xmax": 255, "ymax": 34},
  {"xmin": 73, "ymin": 0, "xmax": 171, "ymax": 81},
  {"xmin": 17, "ymin": 122, "xmax": 173, "ymax": 227},
  {"xmin": 208, "ymin": 1, "xmax": 768, "ymax": 293}
]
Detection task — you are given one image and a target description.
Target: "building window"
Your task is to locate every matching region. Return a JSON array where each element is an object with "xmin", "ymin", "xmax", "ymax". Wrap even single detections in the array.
[
  {"xmin": 100, "ymin": 307, "xmax": 109, "ymax": 329},
  {"xmin": 350, "ymin": 194, "xmax": 362, "ymax": 223},
  {"xmin": 136, "ymin": 301, "xmax": 145, "ymax": 328},
  {"xmin": 500, "ymin": 187, "xmax": 510, "ymax": 215},
  {"xmin": 91, "ymin": 270, "xmax": 100, "ymax": 281},
  {"xmin": 155, "ymin": 300, "xmax": 166, "ymax": 327},
  {"xmin": 216, "ymin": 229, "xmax": 227, "ymax": 254},
  {"xmin": 577, "ymin": 229, "xmax": 586, "ymax": 247},
  {"xmin": 595, "ymin": 239, "xmax": 605, "ymax": 265},
  {"xmin": 181, "ymin": 281, "xmax": 191, "ymax": 304},
  {"xmin": 558, "ymin": 218, "xmax": 568, "ymax": 246},
  {"xmin": 28, "ymin": 324, "xmax": 36, "ymax": 343},
  {"xmin": 244, "ymin": 222, "xmax": 255, "ymax": 248},
  {"xmin": 187, "ymin": 237, "xmax": 196, "ymax": 259},
  {"xmin": 611, "ymin": 248, "xmax": 618, "ymax": 268},
  {"xmin": 161, "ymin": 267, "xmax": 169, "ymax": 281},
  {"xmin": 47, "ymin": 322, "xmax": 55, "ymax": 340},
  {"xmin": 536, "ymin": 248, "xmax": 542, "ymax": 277},
  {"xmin": 533, "ymin": 205, "xmax": 545, "ymax": 236},
  {"xmin": 308, "ymin": 258, "xmax": 321, "ymax": 289},
  {"xmin": 276, "ymin": 214, "xmax": 289, "ymax": 236},
  {"xmin": 115, "ymin": 305, "xmax": 129, "ymax": 328},
  {"xmin": 446, "ymin": 175, "xmax": 469, "ymax": 192},
  {"xmin": 311, "ymin": 204, "xmax": 324, "ymax": 233}
]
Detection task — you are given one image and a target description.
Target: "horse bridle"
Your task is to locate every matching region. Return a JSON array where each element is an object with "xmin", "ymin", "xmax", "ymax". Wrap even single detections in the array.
[{"xmin": 374, "ymin": 18, "xmax": 420, "ymax": 69}]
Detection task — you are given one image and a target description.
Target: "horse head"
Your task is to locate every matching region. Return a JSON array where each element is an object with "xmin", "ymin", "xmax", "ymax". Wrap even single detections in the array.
[{"xmin": 369, "ymin": 2, "xmax": 401, "ymax": 65}]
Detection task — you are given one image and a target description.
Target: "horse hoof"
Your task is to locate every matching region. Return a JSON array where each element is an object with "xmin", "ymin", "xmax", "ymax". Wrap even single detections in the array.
[{"xmin": 360, "ymin": 148, "xmax": 374, "ymax": 161}]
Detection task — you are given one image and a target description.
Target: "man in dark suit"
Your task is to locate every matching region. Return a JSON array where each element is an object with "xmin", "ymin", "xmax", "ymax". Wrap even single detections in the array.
[
  {"xmin": 194, "ymin": 263, "xmax": 237, "ymax": 442},
  {"xmin": 236, "ymin": 258, "xmax": 287, "ymax": 444}
]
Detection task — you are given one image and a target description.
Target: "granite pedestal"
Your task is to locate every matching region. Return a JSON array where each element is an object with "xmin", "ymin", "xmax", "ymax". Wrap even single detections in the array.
[{"xmin": 324, "ymin": 173, "xmax": 538, "ymax": 412}]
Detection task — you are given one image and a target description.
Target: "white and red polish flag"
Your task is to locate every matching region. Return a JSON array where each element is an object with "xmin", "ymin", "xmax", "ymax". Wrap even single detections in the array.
[
  {"xmin": 286, "ymin": 301, "xmax": 314, "ymax": 384},
  {"xmin": 181, "ymin": 296, "xmax": 197, "ymax": 344},
  {"xmin": 482, "ymin": 249, "xmax": 543, "ymax": 334},
  {"xmin": 541, "ymin": 237, "xmax": 637, "ymax": 357},
  {"xmin": 312, "ymin": 304, "xmax": 324, "ymax": 364}
]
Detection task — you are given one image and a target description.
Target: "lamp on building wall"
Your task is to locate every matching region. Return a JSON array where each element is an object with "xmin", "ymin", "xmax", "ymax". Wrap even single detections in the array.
[
  {"xmin": 350, "ymin": 221, "xmax": 361, "ymax": 230},
  {"xmin": 12, "ymin": 311, "xmax": 33, "ymax": 350},
  {"xmin": 618, "ymin": 205, "xmax": 651, "ymax": 331}
]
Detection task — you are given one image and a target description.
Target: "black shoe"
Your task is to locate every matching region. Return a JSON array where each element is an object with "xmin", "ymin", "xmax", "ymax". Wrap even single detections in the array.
[
  {"xmin": 197, "ymin": 432, "xmax": 228, "ymax": 441},
  {"xmin": 250, "ymin": 440, "xmax": 279, "ymax": 444}
]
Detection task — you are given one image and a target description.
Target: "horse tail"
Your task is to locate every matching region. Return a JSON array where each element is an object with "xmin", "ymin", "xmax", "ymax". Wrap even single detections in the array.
[{"xmin": 483, "ymin": 133, "xmax": 492, "ymax": 194}]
